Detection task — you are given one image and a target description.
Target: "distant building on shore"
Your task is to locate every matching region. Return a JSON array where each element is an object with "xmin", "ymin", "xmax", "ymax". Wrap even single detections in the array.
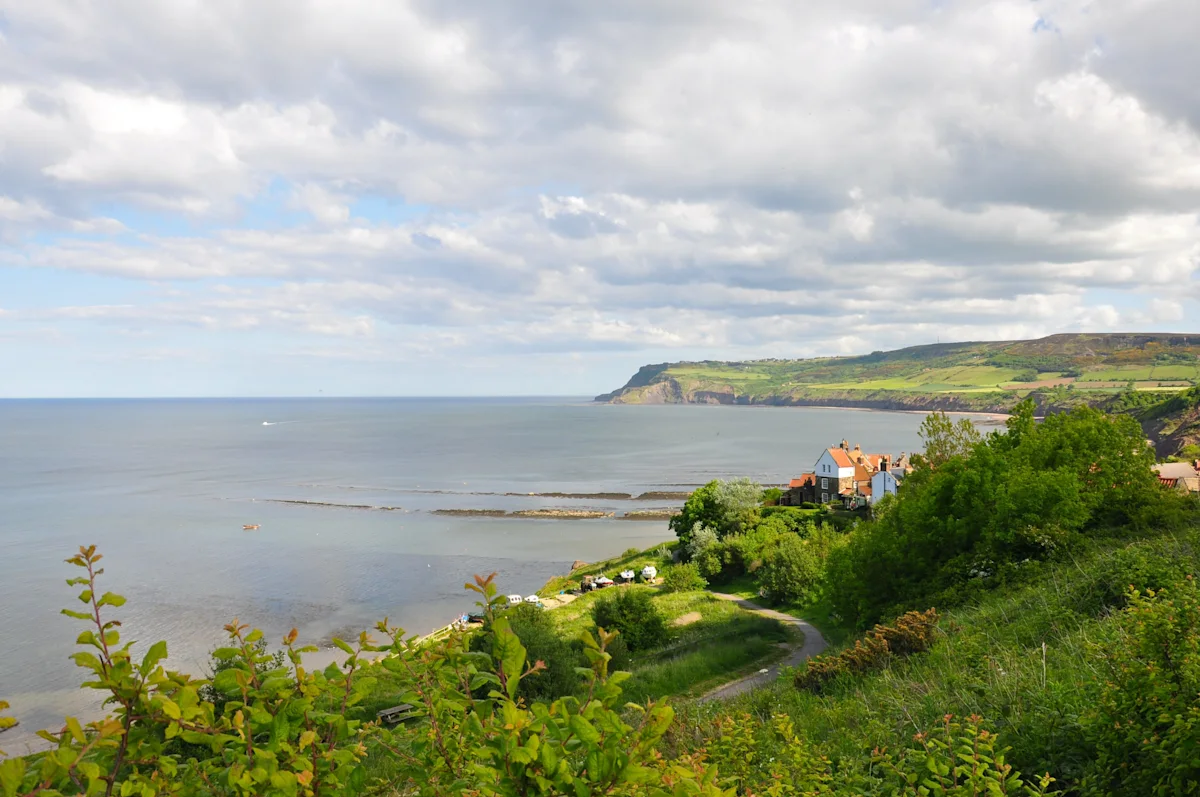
[{"xmin": 781, "ymin": 440, "xmax": 912, "ymax": 508}]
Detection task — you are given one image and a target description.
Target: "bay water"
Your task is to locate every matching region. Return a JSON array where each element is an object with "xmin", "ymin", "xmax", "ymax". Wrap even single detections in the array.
[{"xmin": 0, "ymin": 398, "xmax": 936, "ymax": 751}]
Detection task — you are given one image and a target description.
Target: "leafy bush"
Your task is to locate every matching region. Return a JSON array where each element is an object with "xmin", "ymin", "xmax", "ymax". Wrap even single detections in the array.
[
  {"xmin": 470, "ymin": 602, "xmax": 580, "ymax": 702},
  {"xmin": 660, "ymin": 563, "xmax": 707, "ymax": 593},
  {"xmin": 756, "ymin": 533, "xmax": 823, "ymax": 606},
  {"xmin": 199, "ymin": 636, "xmax": 286, "ymax": 713},
  {"xmin": 591, "ymin": 588, "xmax": 668, "ymax": 653},
  {"xmin": 829, "ymin": 400, "xmax": 1172, "ymax": 626},
  {"xmin": 0, "ymin": 547, "xmax": 733, "ymax": 797},
  {"xmin": 878, "ymin": 715, "xmax": 1060, "ymax": 796},
  {"xmin": 795, "ymin": 608, "xmax": 940, "ymax": 692},
  {"xmin": 1082, "ymin": 577, "xmax": 1200, "ymax": 796}
]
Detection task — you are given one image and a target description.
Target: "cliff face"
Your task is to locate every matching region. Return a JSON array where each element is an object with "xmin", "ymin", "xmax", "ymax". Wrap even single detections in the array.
[
  {"xmin": 595, "ymin": 333, "xmax": 1200, "ymax": 416},
  {"xmin": 1139, "ymin": 386, "xmax": 1200, "ymax": 458},
  {"xmin": 604, "ymin": 382, "xmax": 1024, "ymax": 413}
]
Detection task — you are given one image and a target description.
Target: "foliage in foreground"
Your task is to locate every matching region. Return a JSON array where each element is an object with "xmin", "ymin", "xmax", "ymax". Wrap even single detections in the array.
[
  {"xmin": 0, "ymin": 546, "xmax": 729, "ymax": 797},
  {"xmin": 2, "ymin": 547, "xmax": 1072, "ymax": 797}
]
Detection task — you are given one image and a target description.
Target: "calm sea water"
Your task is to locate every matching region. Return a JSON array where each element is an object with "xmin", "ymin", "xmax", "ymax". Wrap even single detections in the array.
[{"xmin": 0, "ymin": 397, "xmax": 934, "ymax": 751}]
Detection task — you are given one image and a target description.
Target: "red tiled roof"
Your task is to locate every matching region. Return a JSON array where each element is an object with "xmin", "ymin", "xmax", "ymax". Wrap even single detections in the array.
[
  {"xmin": 854, "ymin": 464, "xmax": 873, "ymax": 482},
  {"xmin": 839, "ymin": 487, "xmax": 854, "ymax": 496},
  {"xmin": 828, "ymin": 448, "xmax": 854, "ymax": 468},
  {"xmin": 789, "ymin": 473, "xmax": 815, "ymax": 488},
  {"xmin": 858, "ymin": 484, "xmax": 873, "ymax": 497}
]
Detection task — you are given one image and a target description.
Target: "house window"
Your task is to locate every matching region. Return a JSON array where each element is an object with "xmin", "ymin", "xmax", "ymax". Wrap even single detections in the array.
[{"xmin": 821, "ymin": 492, "xmax": 828, "ymax": 503}]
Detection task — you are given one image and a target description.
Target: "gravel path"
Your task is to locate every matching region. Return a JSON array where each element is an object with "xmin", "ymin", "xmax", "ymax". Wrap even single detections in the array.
[{"xmin": 698, "ymin": 594, "xmax": 828, "ymax": 702}]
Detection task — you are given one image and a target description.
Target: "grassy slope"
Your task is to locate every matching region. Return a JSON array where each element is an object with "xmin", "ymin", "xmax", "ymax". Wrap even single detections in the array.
[
  {"xmin": 598, "ymin": 333, "xmax": 1200, "ymax": 412},
  {"xmin": 670, "ymin": 523, "xmax": 1200, "ymax": 791},
  {"xmin": 548, "ymin": 585, "xmax": 795, "ymax": 702}
]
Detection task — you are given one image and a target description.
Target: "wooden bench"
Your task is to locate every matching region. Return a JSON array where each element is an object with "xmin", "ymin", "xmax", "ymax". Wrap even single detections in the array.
[{"xmin": 376, "ymin": 704, "xmax": 418, "ymax": 725}]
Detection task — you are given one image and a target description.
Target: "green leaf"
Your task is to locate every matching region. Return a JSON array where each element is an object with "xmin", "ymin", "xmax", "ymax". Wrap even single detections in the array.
[
  {"xmin": 97, "ymin": 592, "xmax": 126, "ymax": 608},
  {"xmin": 65, "ymin": 716, "xmax": 85, "ymax": 743},
  {"xmin": 160, "ymin": 700, "xmax": 181, "ymax": 720},
  {"xmin": 569, "ymin": 714, "xmax": 601, "ymax": 744},
  {"xmin": 140, "ymin": 640, "xmax": 168, "ymax": 675},
  {"xmin": 211, "ymin": 647, "xmax": 241, "ymax": 661},
  {"xmin": 61, "ymin": 609, "xmax": 92, "ymax": 621},
  {"xmin": 332, "ymin": 638, "xmax": 355, "ymax": 655},
  {"xmin": 491, "ymin": 618, "xmax": 527, "ymax": 701},
  {"xmin": 245, "ymin": 629, "xmax": 263, "ymax": 644},
  {"xmin": 0, "ymin": 757, "xmax": 27, "ymax": 797}
]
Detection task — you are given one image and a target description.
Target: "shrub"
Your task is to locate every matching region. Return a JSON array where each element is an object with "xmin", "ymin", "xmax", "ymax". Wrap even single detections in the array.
[
  {"xmin": 1081, "ymin": 577, "xmax": 1200, "ymax": 796},
  {"xmin": 0, "ymin": 547, "xmax": 730, "ymax": 797},
  {"xmin": 795, "ymin": 608, "xmax": 940, "ymax": 692},
  {"xmin": 757, "ymin": 533, "xmax": 823, "ymax": 606},
  {"xmin": 877, "ymin": 715, "xmax": 1060, "ymax": 796},
  {"xmin": 660, "ymin": 563, "xmax": 707, "ymax": 593},
  {"xmin": 591, "ymin": 588, "xmax": 668, "ymax": 653},
  {"xmin": 199, "ymin": 636, "xmax": 286, "ymax": 713},
  {"xmin": 470, "ymin": 602, "xmax": 580, "ymax": 701}
]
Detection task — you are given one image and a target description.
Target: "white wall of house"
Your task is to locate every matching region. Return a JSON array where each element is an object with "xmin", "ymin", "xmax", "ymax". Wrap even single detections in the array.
[
  {"xmin": 870, "ymin": 470, "xmax": 899, "ymax": 504},
  {"xmin": 814, "ymin": 450, "xmax": 854, "ymax": 503}
]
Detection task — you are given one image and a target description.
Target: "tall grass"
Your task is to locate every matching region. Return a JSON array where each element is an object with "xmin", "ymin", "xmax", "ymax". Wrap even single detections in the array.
[{"xmin": 669, "ymin": 525, "xmax": 1200, "ymax": 792}]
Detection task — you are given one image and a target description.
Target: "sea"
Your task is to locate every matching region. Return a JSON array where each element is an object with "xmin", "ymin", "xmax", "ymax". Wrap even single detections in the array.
[{"xmin": 0, "ymin": 397, "xmax": 938, "ymax": 752}]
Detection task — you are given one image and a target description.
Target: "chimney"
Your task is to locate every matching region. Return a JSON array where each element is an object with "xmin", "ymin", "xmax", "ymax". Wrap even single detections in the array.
[
  {"xmin": 854, "ymin": 443, "xmax": 861, "ymax": 452},
  {"xmin": 841, "ymin": 439, "xmax": 849, "ymax": 451}
]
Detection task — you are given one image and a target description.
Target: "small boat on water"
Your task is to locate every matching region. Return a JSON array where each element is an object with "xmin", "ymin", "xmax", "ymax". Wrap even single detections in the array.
[{"xmin": 243, "ymin": 524, "xmax": 260, "ymax": 530}]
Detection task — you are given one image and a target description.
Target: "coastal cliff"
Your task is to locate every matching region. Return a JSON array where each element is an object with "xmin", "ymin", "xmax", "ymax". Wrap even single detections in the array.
[{"xmin": 596, "ymin": 333, "xmax": 1200, "ymax": 417}]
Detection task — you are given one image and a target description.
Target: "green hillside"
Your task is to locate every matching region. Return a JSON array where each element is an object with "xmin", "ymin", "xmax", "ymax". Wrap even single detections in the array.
[{"xmin": 596, "ymin": 333, "xmax": 1200, "ymax": 413}]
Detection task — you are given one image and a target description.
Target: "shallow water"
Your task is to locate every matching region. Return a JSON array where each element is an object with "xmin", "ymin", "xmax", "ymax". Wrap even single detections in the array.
[{"xmin": 0, "ymin": 397, "xmax": 931, "ymax": 751}]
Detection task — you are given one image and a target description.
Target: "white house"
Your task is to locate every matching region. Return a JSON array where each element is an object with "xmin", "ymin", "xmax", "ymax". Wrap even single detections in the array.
[
  {"xmin": 869, "ymin": 469, "xmax": 901, "ymax": 505},
  {"xmin": 813, "ymin": 446, "xmax": 855, "ymax": 503}
]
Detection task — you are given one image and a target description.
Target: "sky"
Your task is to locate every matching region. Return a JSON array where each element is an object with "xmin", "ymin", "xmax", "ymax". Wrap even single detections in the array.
[{"xmin": 0, "ymin": 1, "xmax": 1198, "ymax": 397}]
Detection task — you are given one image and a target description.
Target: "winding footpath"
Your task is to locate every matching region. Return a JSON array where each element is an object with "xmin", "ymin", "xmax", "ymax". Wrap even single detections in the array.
[{"xmin": 698, "ymin": 594, "xmax": 828, "ymax": 702}]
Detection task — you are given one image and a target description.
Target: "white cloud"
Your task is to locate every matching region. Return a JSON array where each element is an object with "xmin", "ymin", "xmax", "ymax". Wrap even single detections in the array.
[{"xmin": 0, "ymin": 0, "xmax": 1199, "ymax": 394}]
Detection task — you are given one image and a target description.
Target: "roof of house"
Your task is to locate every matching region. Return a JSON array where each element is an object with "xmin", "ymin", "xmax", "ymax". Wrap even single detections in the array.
[
  {"xmin": 1154, "ymin": 462, "xmax": 1200, "ymax": 479},
  {"xmin": 854, "ymin": 464, "xmax": 873, "ymax": 483},
  {"xmin": 839, "ymin": 487, "xmax": 854, "ymax": 496},
  {"xmin": 789, "ymin": 473, "xmax": 816, "ymax": 488},
  {"xmin": 827, "ymin": 448, "xmax": 854, "ymax": 468}
]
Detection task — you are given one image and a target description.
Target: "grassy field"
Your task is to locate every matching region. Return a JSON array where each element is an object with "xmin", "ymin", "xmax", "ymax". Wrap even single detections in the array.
[
  {"xmin": 538, "ymin": 543, "xmax": 676, "ymax": 597},
  {"xmin": 667, "ymin": 524, "xmax": 1200, "ymax": 790},
  {"xmin": 599, "ymin": 333, "xmax": 1200, "ymax": 408}
]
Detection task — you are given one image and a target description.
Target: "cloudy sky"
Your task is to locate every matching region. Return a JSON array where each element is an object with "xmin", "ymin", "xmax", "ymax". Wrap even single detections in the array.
[{"xmin": 1, "ymin": 1, "xmax": 1197, "ymax": 397}]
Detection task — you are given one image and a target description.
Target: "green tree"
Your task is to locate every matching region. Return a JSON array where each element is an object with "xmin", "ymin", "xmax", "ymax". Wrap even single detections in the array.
[
  {"xmin": 757, "ymin": 534, "xmax": 823, "ymax": 606},
  {"xmin": 591, "ymin": 589, "xmax": 668, "ymax": 653},
  {"xmin": 829, "ymin": 404, "xmax": 1171, "ymax": 626},
  {"xmin": 670, "ymin": 481, "xmax": 723, "ymax": 547},
  {"xmin": 918, "ymin": 410, "xmax": 982, "ymax": 468},
  {"xmin": 713, "ymin": 478, "xmax": 763, "ymax": 536}
]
